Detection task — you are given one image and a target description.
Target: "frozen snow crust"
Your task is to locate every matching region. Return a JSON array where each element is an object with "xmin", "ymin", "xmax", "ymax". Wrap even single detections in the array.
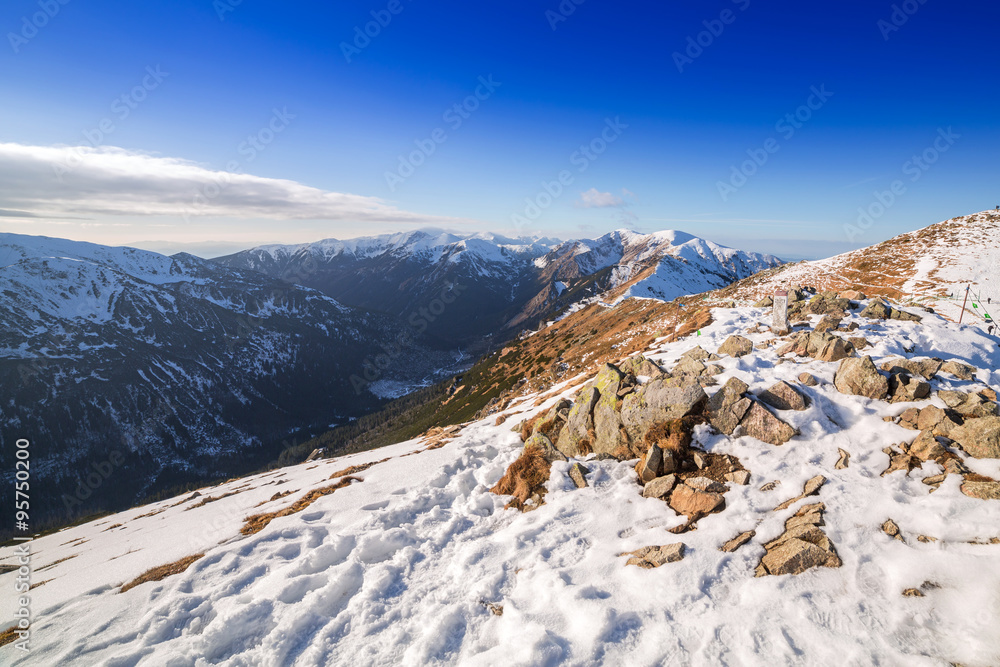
[{"xmin": 3, "ymin": 299, "xmax": 1000, "ymax": 666}]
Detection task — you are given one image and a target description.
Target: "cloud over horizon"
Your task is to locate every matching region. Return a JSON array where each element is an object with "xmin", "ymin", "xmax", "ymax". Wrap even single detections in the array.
[{"xmin": 0, "ymin": 143, "xmax": 468, "ymax": 227}]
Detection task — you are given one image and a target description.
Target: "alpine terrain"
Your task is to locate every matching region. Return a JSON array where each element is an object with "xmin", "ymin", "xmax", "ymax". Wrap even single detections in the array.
[{"xmin": 3, "ymin": 212, "xmax": 999, "ymax": 665}]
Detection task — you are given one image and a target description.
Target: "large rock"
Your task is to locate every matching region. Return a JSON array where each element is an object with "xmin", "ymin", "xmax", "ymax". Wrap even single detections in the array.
[
  {"xmin": 908, "ymin": 430, "xmax": 947, "ymax": 462},
  {"xmin": 949, "ymin": 417, "xmax": 1000, "ymax": 459},
  {"xmin": 880, "ymin": 357, "xmax": 942, "ymax": 380},
  {"xmin": 739, "ymin": 400, "xmax": 797, "ymax": 445},
  {"xmin": 834, "ymin": 356, "xmax": 889, "ymax": 400},
  {"xmin": 555, "ymin": 386, "xmax": 600, "ymax": 457},
  {"xmin": 673, "ymin": 356, "xmax": 708, "ymax": 377},
  {"xmin": 620, "ymin": 377, "xmax": 708, "ymax": 443},
  {"xmin": 718, "ymin": 335, "xmax": 753, "ymax": 358},
  {"xmin": 961, "ymin": 480, "xmax": 1000, "ymax": 500},
  {"xmin": 620, "ymin": 355, "xmax": 665, "ymax": 379},
  {"xmin": 887, "ymin": 373, "xmax": 931, "ymax": 404},
  {"xmin": 669, "ymin": 482, "xmax": 726, "ymax": 517},
  {"xmin": 940, "ymin": 360, "xmax": 977, "ymax": 380},
  {"xmin": 706, "ymin": 377, "xmax": 751, "ymax": 435},
  {"xmin": 758, "ymin": 380, "xmax": 809, "ymax": 411},
  {"xmin": 591, "ymin": 365, "xmax": 629, "ymax": 456}
]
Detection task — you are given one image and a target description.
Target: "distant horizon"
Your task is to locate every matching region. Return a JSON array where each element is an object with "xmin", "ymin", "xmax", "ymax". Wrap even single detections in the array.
[{"xmin": 8, "ymin": 207, "xmax": 994, "ymax": 263}]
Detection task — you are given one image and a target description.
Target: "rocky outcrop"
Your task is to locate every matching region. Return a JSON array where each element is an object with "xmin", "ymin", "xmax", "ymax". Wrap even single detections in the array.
[
  {"xmin": 777, "ymin": 331, "xmax": 855, "ymax": 362},
  {"xmin": 937, "ymin": 391, "xmax": 999, "ymax": 419},
  {"xmin": 592, "ymin": 364, "xmax": 630, "ymax": 456},
  {"xmin": 555, "ymin": 386, "xmax": 600, "ymax": 457},
  {"xmin": 620, "ymin": 355, "xmax": 666, "ymax": 379},
  {"xmin": 834, "ymin": 356, "xmax": 889, "ymax": 400},
  {"xmin": 756, "ymin": 503, "xmax": 841, "ymax": 576},
  {"xmin": 860, "ymin": 299, "xmax": 922, "ymax": 322},
  {"xmin": 620, "ymin": 377, "xmax": 708, "ymax": 445},
  {"xmin": 621, "ymin": 543, "xmax": 686, "ymax": 568}
]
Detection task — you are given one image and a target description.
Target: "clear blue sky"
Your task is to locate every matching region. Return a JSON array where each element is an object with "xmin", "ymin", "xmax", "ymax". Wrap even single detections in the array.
[{"xmin": 1, "ymin": 0, "xmax": 998, "ymax": 258}]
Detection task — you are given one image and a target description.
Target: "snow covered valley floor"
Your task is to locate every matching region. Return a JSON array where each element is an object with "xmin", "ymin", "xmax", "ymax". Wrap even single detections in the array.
[{"xmin": 3, "ymin": 298, "xmax": 1000, "ymax": 666}]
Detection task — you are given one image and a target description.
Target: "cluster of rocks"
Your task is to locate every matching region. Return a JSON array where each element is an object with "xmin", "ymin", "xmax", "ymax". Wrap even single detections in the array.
[
  {"xmin": 707, "ymin": 376, "xmax": 801, "ymax": 446},
  {"xmin": 755, "ymin": 502, "xmax": 842, "ymax": 576}
]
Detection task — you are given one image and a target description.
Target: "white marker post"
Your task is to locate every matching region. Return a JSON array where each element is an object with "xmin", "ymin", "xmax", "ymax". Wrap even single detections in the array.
[{"xmin": 773, "ymin": 289, "xmax": 790, "ymax": 335}]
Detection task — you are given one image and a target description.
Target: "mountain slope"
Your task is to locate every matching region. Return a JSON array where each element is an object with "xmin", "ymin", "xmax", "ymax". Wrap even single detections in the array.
[
  {"xmin": 0, "ymin": 234, "xmax": 452, "ymax": 526},
  {"xmin": 6, "ymin": 295, "xmax": 999, "ymax": 665},
  {"xmin": 714, "ymin": 210, "xmax": 1000, "ymax": 323}
]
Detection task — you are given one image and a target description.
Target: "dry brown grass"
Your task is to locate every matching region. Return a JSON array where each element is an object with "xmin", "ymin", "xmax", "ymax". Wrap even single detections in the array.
[
  {"xmin": 241, "ymin": 476, "xmax": 362, "ymax": 536},
  {"xmin": 119, "ymin": 553, "xmax": 204, "ymax": 593},
  {"xmin": 0, "ymin": 625, "xmax": 19, "ymax": 648},
  {"xmin": 253, "ymin": 489, "xmax": 295, "ymax": 508},
  {"xmin": 36, "ymin": 554, "xmax": 77, "ymax": 573},
  {"xmin": 186, "ymin": 489, "xmax": 244, "ymax": 510},
  {"xmin": 328, "ymin": 457, "xmax": 390, "ymax": 480},
  {"xmin": 490, "ymin": 444, "xmax": 551, "ymax": 511}
]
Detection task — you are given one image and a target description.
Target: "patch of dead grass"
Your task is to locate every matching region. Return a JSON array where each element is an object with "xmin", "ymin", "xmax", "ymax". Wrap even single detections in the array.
[{"xmin": 119, "ymin": 553, "xmax": 204, "ymax": 593}]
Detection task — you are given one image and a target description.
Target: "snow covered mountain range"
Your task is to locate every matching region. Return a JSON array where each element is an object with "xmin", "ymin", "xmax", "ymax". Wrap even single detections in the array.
[{"xmin": 215, "ymin": 228, "xmax": 782, "ymax": 343}]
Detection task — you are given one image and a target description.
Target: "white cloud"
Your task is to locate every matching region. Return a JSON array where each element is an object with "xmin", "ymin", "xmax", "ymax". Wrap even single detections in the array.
[
  {"xmin": 0, "ymin": 143, "xmax": 466, "ymax": 226},
  {"xmin": 578, "ymin": 188, "xmax": 624, "ymax": 208}
]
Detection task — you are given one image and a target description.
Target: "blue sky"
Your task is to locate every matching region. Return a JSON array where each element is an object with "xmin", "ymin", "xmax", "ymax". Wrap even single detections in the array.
[{"xmin": 1, "ymin": 0, "xmax": 998, "ymax": 258}]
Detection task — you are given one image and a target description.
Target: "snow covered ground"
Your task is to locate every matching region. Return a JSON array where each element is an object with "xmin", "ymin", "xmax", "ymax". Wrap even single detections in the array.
[{"xmin": 3, "ymin": 302, "xmax": 1000, "ymax": 666}]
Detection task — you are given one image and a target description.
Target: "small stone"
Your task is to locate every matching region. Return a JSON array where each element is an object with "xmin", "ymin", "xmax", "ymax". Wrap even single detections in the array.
[
  {"xmin": 718, "ymin": 335, "xmax": 754, "ymax": 358},
  {"xmin": 685, "ymin": 476, "xmax": 727, "ymax": 493},
  {"xmin": 692, "ymin": 451, "xmax": 708, "ymax": 470},
  {"xmin": 902, "ymin": 588, "xmax": 925, "ymax": 598},
  {"xmin": 916, "ymin": 406, "xmax": 946, "ymax": 431},
  {"xmin": 641, "ymin": 474, "xmax": 677, "ymax": 499},
  {"xmin": 882, "ymin": 518, "xmax": 904, "ymax": 542},
  {"xmin": 623, "ymin": 543, "xmax": 686, "ymax": 568},
  {"xmin": 773, "ymin": 475, "xmax": 826, "ymax": 511},
  {"xmin": 720, "ymin": 530, "xmax": 756, "ymax": 553},
  {"xmin": 568, "ymin": 463, "xmax": 590, "ymax": 489},
  {"xmin": 835, "ymin": 448, "xmax": 850, "ymax": 469},
  {"xmin": 798, "ymin": 372, "xmax": 818, "ymax": 387},
  {"xmin": 917, "ymin": 535, "xmax": 938, "ymax": 543},
  {"xmin": 636, "ymin": 445, "xmax": 663, "ymax": 484},
  {"xmin": 760, "ymin": 480, "xmax": 780, "ymax": 492},
  {"xmin": 724, "ymin": 470, "xmax": 751, "ymax": 485},
  {"xmin": 898, "ymin": 407, "xmax": 920, "ymax": 430}
]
